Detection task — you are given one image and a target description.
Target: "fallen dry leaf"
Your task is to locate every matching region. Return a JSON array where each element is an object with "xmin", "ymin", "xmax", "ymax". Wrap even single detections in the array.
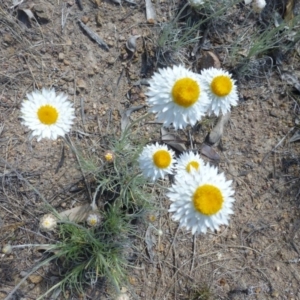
[
  {"xmin": 284, "ymin": 0, "xmax": 295, "ymax": 23},
  {"xmin": 200, "ymin": 144, "xmax": 220, "ymax": 161},
  {"xmin": 161, "ymin": 128, "xmax": 186, "ymax": 152},
  {"xmin": 59, "ymin": 204, "xmax": 93, "ymax": 223},
  {"xmin": 207, "ymin": 112, "xmax": 231, "ymax": 145},
  {"xmin": 196, "ymin": 51, "xmax": 221, "ymax": 71}
]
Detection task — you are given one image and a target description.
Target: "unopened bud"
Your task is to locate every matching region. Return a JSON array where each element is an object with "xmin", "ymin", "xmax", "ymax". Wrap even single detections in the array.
[{"xmin": 104, "ymin": 150, "xmax": 115, "ymax": 162}]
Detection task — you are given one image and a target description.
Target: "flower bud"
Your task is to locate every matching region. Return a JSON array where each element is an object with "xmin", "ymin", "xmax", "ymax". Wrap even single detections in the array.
[{"xmin": 104, "ymin": 150, "xmax": 115, "ymax": 162}]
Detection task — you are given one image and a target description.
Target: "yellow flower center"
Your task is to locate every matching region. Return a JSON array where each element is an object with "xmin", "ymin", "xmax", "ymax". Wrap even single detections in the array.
[
  {"xmin": 148, "ymin": 215, "xmax": 156, "ymax": 222},
  {"xmin": 153, "ymin": 149, "xmax": 172, "ymax": 169},
  {"xmin": 89, "ymin": 218, "xmax": 97, "ymax": 226},
  {"xmin": 193, "ymin": 184, "xmax": 223, "ymax": 216},
  {"xmin": 171, "ymin": 78, "xmax": 200, "ymax": 107},
  {"xmin": 44, "ymin": 220, "xmax": 51, "ymax": 227},
  {"xmin": 210, "ymin": 75, "xmax": 232, "ymax": 97},
  {"xmin": 37, "ymin": 105, "xmax": 59, "ymax": 125},
  {"xmin": 186, "ymin": 161, "xmax": 200, "ymax": 173}
]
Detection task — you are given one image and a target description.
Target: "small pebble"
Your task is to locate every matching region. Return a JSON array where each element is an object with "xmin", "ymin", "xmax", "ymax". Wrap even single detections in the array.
[
  {"xmin": 20, "ymin": 271, "xmax": 28, "ymax": 278},
  {"xmin": 28, "ymin": 275, "xmax": 43, "ymax": 284},
  {"xmin": 96, "ymin": 12, "xmax": 103, "ymax": 26},
  {"xmin": 81, "ymin": 16, "xmax": 89, "ymax": 24},
  {"xmin": 3, "ymin": 34, "xmax": 14, "ymax": 44},
  {"xmin": 77, "ymin": 78, "xmax": 87, "ymax": 90},
  {"xmin": 107, "ymin": 57, "xmax": 115, "ymax": 65},
  {"xmin": 58, "ymin": 53, "xmax": 64, "ymax": 61}
]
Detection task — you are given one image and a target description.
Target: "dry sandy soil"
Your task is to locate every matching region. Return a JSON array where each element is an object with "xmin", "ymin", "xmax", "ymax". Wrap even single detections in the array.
[{"xmin": 1, "ymin": 0, "xmax": 300, "ymax": 299}]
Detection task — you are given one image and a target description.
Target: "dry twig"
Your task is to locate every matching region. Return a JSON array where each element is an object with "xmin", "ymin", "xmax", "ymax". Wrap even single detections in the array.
[
  {"xmin": 145, "ymin": 0, "xmax": 156, "ymax": 24},
  {"xmin": 77, "ymin": 0, "xmax": 83, "ymax": 10},
  {"xmin": 78, "ymin": 20, "xmax": 109, "ymax": 51}
]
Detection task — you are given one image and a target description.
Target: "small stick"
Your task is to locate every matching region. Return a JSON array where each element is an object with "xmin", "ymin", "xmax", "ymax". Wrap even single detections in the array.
[
  {"xmin": 123, "ymin": 0, "xmax": 136, "ymax": 4},
  {"xmin": 188, "ymin": 129, "xmax": 194, "ymax": 149},
  {"xmin": 61, "ymin": 3, "xmax": 67, "ymax": 33},
  {"xmin": 114, "ymin": 68, "xmax": 125, "ymax": 99},
  {"xmin": 80, "ymin": 97, "xmax": 85, "ymax": 125},
  {"xmin": 78, "ymin": 20, "xmax": 109, "ymax": 51},
  {"xmin": 145, "ymin": 0, "xmax": 156, "ymax": 24},
  {"xmin": 9, "ymin": 0, "xmax": 25, "ymax": 9},
  {"xmin": 64, "ymin": 135, "xmax": 93, "ymax": 204},
  {"xmin": 189, "ymin": 234, "xmax": 196, "ymax": 275},
  {"xmin": 77, "ymin": 0, "xmax": 83, "ymax": 10},
  {"xmin": 55, "ymin": 144, "xmax": 65, "ymax": 174}
]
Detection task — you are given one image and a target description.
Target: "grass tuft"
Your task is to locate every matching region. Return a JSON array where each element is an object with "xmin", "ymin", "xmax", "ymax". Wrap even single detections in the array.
[{"xmin": 37, "ymin": 121, "xmax": 152, "ymax": 298}]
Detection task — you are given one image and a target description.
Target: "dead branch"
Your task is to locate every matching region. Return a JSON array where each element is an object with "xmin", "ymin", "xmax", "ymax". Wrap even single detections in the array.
[{"xmin": 78, "ymin": 20, "xmax": 109, "ymax": 51}]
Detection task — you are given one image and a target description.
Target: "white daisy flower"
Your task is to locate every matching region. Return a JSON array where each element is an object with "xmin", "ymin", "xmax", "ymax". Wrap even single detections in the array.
[
  {"xmin": 138, "ymin": 143, "xmax": 176, "ymax": 182},
  {"xmin": 146, "ymin": 65, "xmax": 210, "ymax": 130},
  {"xmin": 2, "ymin": 244, "xmax": 13, "ymax": 255},
  {"xmin": 20, "ymin": 88, "xmax": 75, "ymax": 141},
  {"xmin": 168, "ymin": 164, "xmax": 235, "ymax": 234},
  {"xmin": 176, "ymin": 151, "xmax": 205, "ymax": 175},
  {"xmin": 40, "ymin": 214, "xmax": 57, "ymax": 232},
  {"xmin": 200, "ymin": 68, "xmax": 238, "ymax": 116}
]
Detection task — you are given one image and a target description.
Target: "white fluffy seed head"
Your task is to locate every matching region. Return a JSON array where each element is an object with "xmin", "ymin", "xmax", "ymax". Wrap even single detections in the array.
[
  {"xmin": 157, "ymin": 229, "xmax": 163, "ymax": 236},
  {"xmin": 40, "ymin": 214, "xmax": 57, "ymax": 232},
  {"xmin": 253, "ymin": 0, "xmax": 266, "ymax": 13},
  {"xmin": 86, "ymin": 213, "xmax": 101, "ymax": 227},
  {"xmin": 2, "ymin": 244, "xmax": 12, "ymax": 254},
  {"xmin": 188, "ymin": 0, "xmax": 204, "ymax": 8}
]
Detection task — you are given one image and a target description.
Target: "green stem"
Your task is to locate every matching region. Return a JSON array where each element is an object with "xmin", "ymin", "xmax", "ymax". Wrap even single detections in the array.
[{"xmin": 120, "ymin": 172, "xmax": 142, "ymax": 204}]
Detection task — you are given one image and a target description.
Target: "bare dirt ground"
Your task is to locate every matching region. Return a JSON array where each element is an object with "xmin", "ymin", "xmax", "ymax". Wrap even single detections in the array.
[{"xmin": 1, "ymin": 0, "xmax": 300, "ymax": 299}]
